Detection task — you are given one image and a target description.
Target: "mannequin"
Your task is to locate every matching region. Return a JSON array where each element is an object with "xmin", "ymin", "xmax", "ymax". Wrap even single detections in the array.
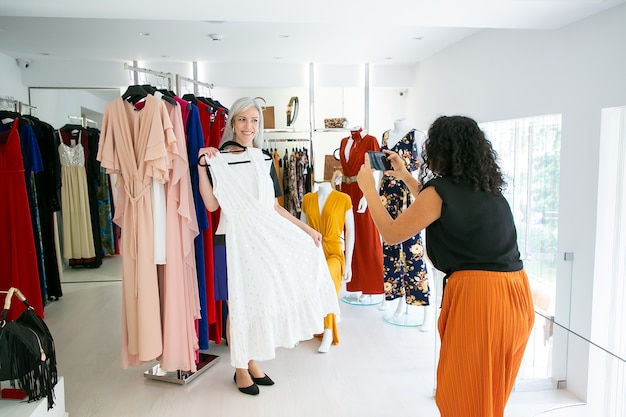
[
  {"xmin": 378, "ymin": 120, "xmax": 431, "ymax": 331},
  {"xmin": 343, "ymin": 126, "xmax": 368, "ymax": 213},
  {"xmin": 301, "ymin": 182, "xmax": 355, "ymax": 352},
  {"xmin": 387, "ymin": 118, "xmax": 413, "ymax": 150},
  {"xmin": 338, "ymin": 126, "xmax": 385, "ymax": 303}
]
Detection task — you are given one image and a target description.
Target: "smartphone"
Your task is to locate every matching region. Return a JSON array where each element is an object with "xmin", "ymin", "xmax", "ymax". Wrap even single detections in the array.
[{"xmin": 367, "ymin": 151, "xmax": 392, "ymax": 171}]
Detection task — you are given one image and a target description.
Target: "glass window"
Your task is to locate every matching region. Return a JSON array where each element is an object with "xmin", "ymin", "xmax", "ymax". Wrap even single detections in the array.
[{"xmin": 481, "ymin": 114, "xmax": 562, "ymax": 382}]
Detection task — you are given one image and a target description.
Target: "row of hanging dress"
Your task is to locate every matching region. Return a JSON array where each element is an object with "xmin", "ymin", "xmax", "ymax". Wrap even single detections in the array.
[
  {"xmin": 0, "ymin": 114, "xmax": 46, "ymax": 320},
  {"xmin": 276, "ymin": 147, "xmax": 313, "ymax": 217},
  {"xmin": 183, "ymin": 92, "xmax": 228, "ymax": 350},
  {"xmin": 98, "ymin": 87, "xmax": 223, "ymax": 372}
]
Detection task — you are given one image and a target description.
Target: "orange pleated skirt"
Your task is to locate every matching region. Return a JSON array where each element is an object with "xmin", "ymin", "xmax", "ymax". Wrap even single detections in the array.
[{"xmin": 436, "ymin": 270, "xmax": 535, "ymax": 417}]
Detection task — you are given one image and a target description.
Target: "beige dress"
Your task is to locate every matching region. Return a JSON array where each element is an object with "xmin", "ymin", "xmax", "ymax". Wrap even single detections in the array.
[
  {"xmin": 98, "ymin": 94, "xmax": 178, "ymax": 368},
  {"xmin": 58, "ymin": 133, "xmax": 96, "ymax": 260}
]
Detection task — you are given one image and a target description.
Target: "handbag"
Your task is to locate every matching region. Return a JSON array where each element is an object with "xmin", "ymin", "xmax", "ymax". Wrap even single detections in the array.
[{"xmin": 0, "ymin": 287, "xmax": 57, "ymax": 409}]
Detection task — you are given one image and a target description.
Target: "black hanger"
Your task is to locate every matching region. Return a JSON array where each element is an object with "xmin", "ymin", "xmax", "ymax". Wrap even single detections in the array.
[
  {"xmin": 199, "ymin": 142, "xmax": 271, "ymax": 167},
  {"xmin": 181, "ymin": 93, "xmax": 198, "ymax": 105},
  {"xmin": 158, "ymin": 89, "xmax": 176, "ymax": 98},
  {"xmin": 141, "ymin": 84, "xmax": 177, "ymax": 106},
  {"xmin": 122, "ymin": 85, "xmax": 149, "ymax": 105},
  {"xmin": 141, "ymin": 84, "xmax": 156, "ymax": 94},
  {"xmin": 219, "ymin": 140, "xmax": 247, "ymax": 152}
]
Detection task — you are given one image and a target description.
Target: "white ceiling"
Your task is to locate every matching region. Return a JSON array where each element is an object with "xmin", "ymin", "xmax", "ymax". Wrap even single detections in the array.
[{"xmin": 0, "ymin": 0, "xmax": 623, "ymax": 65}]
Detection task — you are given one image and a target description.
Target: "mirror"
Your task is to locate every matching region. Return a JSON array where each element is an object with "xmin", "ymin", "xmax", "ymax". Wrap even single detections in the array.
[
  {"xmin": 28, "ymin": 88, "xmax": 121, "ymax": 129},
  {"xmin": 286, "ymin": 96, "xmax": 299, "ymax": 127}
]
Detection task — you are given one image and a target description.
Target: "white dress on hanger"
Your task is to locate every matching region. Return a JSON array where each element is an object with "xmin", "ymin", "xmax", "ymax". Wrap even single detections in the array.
[{"xmin": 208, "ymin": 148, "xmax": 340, "ymax": 368}]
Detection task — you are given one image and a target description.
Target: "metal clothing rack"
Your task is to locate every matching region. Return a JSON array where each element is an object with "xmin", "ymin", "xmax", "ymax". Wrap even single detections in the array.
[
  {"xmin": 68, "ymin": 115, "xmax": 98, "ymax": 128},
  {"xmin": 143, "ymin": 353, "xmax": 220, "ymax": 385},
  {"xmin": 176, "ymin": 74, "xmax": 214, "ymax": 97},
  {"xmin": 121, "ymin": 62, "xmax": 219, "ymax": 385},
  {"xmin": 123, "ymin": 62, "xmax": 174, "ymax": 91},
  {"xmin": 0, "ymin": 96, "xmax": 37, "ymax": 115}
]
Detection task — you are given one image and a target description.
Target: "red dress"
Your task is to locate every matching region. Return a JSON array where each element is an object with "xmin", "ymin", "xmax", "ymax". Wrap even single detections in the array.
[
  {"xmin": 339, "ymin": 130, "xmax": 384, "ymax": 294},
  {"xmin": 0, "ymin": 119, "xmax": 44, "ymax": 319}
]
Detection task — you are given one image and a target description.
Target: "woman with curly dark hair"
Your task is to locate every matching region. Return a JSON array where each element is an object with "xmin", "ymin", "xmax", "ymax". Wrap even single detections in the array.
[{"xmin": 357, "ymin": 115, "xmax": 534, "ymax": 417}]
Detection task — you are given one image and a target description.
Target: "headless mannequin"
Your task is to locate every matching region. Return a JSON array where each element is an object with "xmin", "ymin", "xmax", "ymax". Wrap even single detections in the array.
[
  {"xmin": 343, "ymin": 127, "xmax": 383, "ymax": 304},
  {"xmin": 387, "ymin": 118, "xmax": 413, "ymax": 149},
  {"xmin": 301, "ymin": 182, "xmax": 355, "ymax": 352},
  {"xmin": 344, "ymin": 127, "xmax": 369, "ymax": 213},
  {"xmin": 378, "ymin": 118, "xmax": 431, "ymax": 331}
]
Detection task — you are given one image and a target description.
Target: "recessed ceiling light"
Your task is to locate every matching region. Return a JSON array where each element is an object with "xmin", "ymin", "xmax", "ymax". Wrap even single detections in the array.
[
  {"xmin": 40, "ymin": 52, "xmax": 50, "ymax": 56},
  {"xmin": 384, "ymin": 57, "xmax": 392, "ymax": 60},
  {"xmin": 161, "ymin": 55, "xmax": 169, "ymax": 58},
  {"xmin": 279, "ymin": 34, "xmax": 290, "ymax": 38},
  {"xmin": 138, "ymin": 32, "xmax": 150, "ymax": 36},
  {"xmin": 274, "ymin": 57, "xmax": 282, "ymax": 60},
  {"xmin": 413, "ymin": 36, "xmax": 423, "ymax": 40},
  {"xmin": 208, "ymin": 33, "xmax": 224, "ymax": 41}
]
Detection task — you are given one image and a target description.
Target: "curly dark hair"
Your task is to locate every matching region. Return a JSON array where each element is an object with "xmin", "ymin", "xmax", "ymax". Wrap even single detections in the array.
[{"xmin": 419, "ymin": 115, "xmax": 506, "ymax": 194}]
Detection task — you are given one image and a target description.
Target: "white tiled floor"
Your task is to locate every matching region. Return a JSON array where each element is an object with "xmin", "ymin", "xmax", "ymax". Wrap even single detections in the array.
[{"xmin": 12, "ymin": 255, "xmax": 587, "ymax": 416}]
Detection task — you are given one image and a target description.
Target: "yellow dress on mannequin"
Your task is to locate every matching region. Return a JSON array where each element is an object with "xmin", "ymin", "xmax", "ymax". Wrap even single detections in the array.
[{"xmin": 301, "ymin": 186, "xmax": 353, "ymax": 347}]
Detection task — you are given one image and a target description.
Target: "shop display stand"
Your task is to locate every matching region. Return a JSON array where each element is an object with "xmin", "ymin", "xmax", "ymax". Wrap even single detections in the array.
[
  {"xmin": 383, "ymin": 302, "xmax": 424, "ymax": 327},
  {"xmin": 144, "ymin": 353, "xmax": 219, "ymax": 385},
  {"xmin": 341, "ymin": 293, "xmax": 383, "ymax": 306}
]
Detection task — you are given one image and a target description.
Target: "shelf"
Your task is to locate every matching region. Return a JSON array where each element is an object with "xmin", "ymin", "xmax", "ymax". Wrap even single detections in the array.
[
  {"xmin": 314, "ymin": 128, "xmax": 349, "ymax": 133},
  {"xmin": 264, "ymin": 128, "xmax": 309, "ymax": 133}
]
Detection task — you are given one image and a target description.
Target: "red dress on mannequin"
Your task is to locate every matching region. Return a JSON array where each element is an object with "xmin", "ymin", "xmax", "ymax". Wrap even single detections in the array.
[{"xmin": 339, "ymin": 129, "xmax": 384, "ymax": 294}]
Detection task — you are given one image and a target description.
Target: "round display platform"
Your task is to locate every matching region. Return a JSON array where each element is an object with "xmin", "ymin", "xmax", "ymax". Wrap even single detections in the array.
[
  {"xmin": 383, "ymin": 304, "xmax": 425, "ymax": 327},
  {"xmin": 341, "ymin": 293, "xmax": 383, "ymax": 306}
]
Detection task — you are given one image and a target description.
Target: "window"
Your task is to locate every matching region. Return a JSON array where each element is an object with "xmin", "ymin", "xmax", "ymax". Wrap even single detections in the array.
[{"xmin": 481, "ymin": 114, "xmax": 562, "ymax": 381}]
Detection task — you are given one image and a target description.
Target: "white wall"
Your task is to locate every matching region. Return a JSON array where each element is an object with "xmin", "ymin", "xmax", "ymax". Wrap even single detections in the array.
[
  {"xmin": 413, "ymin": 2, "xmax": 626, "ymax": 403},
  {"xmin": 0, "ymin": 52, "xmax": 28, "ymax": 103}
]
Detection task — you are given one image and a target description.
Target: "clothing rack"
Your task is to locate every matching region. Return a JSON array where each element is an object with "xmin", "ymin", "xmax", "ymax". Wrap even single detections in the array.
[
  {"xmin": 123, "ymin": 62, "xmax": 174, "ymax": 91},
  {"xmin": 68, "ymin": 115, "xmax": 98, "ymax": 128},
  {"xmin": 0, "ymin": 96, "xmax": 37, "ymax": 114},
  {"xmin": 121, "ymin": 63, "xmax": 219, "ymax": 384},
  {"xmin": 175, "ymin": 74, "xmax": 214, "ymax": 97},
  {"xmin": 120, "ymin": 64, "xmax": 220, "ymax": 384}
]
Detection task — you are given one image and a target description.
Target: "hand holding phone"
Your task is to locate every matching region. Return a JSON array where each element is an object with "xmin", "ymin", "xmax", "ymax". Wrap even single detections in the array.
[{"xmin": 367, "ymin": 151, "xmax": 392, "ymax": 171}]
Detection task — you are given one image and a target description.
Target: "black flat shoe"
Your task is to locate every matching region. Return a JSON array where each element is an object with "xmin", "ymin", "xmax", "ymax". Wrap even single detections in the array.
[
  {"xmin": 234, "ymin": 373, "xmax": 259, "ymax": 395},
  {"xmin": 250, "ymin": 372, "xmax": 274, "ymax": 386}
]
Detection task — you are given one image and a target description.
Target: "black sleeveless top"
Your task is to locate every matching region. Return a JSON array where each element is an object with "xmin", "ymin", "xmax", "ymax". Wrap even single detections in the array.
[{"xmin": 423, "ymin": 177, "xmax": 522, "ymax": 276}]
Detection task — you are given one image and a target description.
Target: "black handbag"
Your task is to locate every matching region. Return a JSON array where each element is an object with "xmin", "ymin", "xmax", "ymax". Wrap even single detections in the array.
[{"xmin": 0, "ymin": 287, "xmax": 57, "ymax": 409}]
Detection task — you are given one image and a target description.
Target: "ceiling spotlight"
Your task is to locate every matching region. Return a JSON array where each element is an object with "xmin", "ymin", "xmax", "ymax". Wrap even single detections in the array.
[
  {"xmin": 208, "ymin": 33, "xmax": 224, "ymax": 41},
  {"xmin": 138, "ymin": 32, "xmax": 150, "ymax": 36}
]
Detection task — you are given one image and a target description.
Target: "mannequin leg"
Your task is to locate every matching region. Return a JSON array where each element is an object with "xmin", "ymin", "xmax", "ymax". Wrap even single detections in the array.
[
  {"xmin": 318, "ymin": 329, "xmax": 333, "ymax": 353},
  {"xmin": 379, "ymin": 298, "xmax": 389, "ymax": 311},
  {"xmin": 394, "ymin": 295, "xmax": 407, "ymax": 317},
  {"xmin": 358, "ymin": 294, "xmax": 372, "ymax": 303}
]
